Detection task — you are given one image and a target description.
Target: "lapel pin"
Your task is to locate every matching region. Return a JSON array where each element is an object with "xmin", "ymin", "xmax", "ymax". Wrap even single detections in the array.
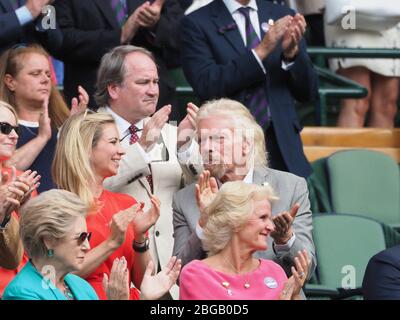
[{"xmin": 261, "ymin": 19, "xmax": 275, "ymax": 33}]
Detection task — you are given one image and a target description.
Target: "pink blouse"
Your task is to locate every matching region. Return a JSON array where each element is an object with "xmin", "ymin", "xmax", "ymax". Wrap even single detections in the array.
[{"xmin": 179, "ymin": 259, "xmax": 288, "ymax": 300}]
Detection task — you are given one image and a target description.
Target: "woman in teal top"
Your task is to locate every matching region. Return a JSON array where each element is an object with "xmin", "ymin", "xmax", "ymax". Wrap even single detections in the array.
[
  {"xmin": 3, "ymin": 261, "xmax": 98, "ymax": 300},
  {"xmin": 3, "ymin": 189, "xmax": 181, "ymax": 300},
  {"xmin": 3, "ymin": 189, "xmax": 118, "ymax": 300}
]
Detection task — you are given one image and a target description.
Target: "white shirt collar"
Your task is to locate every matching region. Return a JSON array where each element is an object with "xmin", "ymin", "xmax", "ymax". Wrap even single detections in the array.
[
  {"xmin": 243, "ymin": 163, "xmax": 255, "ymax": 184},
  {"xmin": 223, "ymin": 0, "xmax": 258, "ymax": 15},
  {"xmin": 105, "ymin": 106, "xmax": 144, "ymax": 137},
  {"xmin": 18, "ymin": 119, "xmax": 39, "ymax": 127}
]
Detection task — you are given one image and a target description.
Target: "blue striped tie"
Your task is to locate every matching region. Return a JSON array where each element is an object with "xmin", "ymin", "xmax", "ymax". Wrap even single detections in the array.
[
  {"xmin": 111, "ymin": 0, "xmax": 128, "ymax": 26},
  {"xmin": 238, "ymin": 7, "xmax": 270, "ymax": 128}
]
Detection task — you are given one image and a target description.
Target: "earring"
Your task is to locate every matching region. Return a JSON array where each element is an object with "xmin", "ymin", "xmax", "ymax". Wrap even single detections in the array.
[{"xmin": 47, "ymin": 249, "xmax": 54, "ymax": 257}]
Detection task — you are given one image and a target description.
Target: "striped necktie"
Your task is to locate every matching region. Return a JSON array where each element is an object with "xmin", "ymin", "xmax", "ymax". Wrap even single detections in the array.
[
  {"xmin": 238, "ymin": 7, "xmax": 271, "ymax": 128},
  {"xmin": 111, "ymin": 0, "xmax": 128, "ymax": 26}
]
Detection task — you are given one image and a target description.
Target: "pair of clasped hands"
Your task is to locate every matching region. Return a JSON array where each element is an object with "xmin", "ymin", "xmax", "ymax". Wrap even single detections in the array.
[{"xmin": 255, "ymin": 13, "xmax": 307, "ymax": 62}]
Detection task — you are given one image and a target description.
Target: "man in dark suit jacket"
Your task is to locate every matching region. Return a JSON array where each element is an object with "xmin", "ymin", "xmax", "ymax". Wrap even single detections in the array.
[
  {"xmin": 362, "ymin": 245, "xmax": 400, "ymax": 300},
  {"xmin": 180, "ymin": 0, "xmax": 318, "ymax": 178},
  {"xmin": 54, "ymin": 0, "xmax": 184, "ymax": 120},
  {"xmin": 0, "ymin": 0, "xmax": 62, "ymax": 54}
]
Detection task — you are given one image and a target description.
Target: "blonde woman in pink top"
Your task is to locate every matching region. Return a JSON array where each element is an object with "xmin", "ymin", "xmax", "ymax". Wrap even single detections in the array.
[{"xmin": 179, "ymin": 179, "xmax": 309, "ymax": 300}]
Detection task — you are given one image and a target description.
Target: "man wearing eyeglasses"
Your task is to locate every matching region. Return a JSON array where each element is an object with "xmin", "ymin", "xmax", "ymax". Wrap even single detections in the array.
[
  {"xmin": 95, "ymin": 45, "xmax": 200, "ymax": 299},
  {"xmin": 0, "ymin": 0, "xmax": 62, "ymax": 54}
]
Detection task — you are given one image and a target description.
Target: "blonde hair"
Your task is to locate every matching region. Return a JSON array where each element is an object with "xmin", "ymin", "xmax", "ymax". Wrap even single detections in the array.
[
  {"xmin": 19, "ymin": 189, "xmax": 88, "ymax": 259},
  {"xmin": 52, "ymin": 111, "xmax": 115, "ymax": 210},
  {"xmin": 0, "ymin": 44, "xmax": 70, "ymax": 128},
  {"xmin": 196, "ymin": 98, "xmax": 267, "ymax": 167},
  {"xmin": 202, "ymin": 181, "xmax": 278, "ymax": 256},
  {"xmin": 0, "ymin": 100, "xmax": 18, "ymax": 123}
]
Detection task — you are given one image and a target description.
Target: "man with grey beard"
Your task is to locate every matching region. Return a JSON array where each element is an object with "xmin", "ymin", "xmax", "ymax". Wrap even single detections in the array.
[{"xmin": 172, "ymin": 98, "xmax": 316, "ymax": 280}]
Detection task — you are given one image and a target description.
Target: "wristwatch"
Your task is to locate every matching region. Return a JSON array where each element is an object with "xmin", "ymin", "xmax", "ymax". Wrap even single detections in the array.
[{"xmin": 132, "ymin": 238, "xmax": 150, "ymax": 253}]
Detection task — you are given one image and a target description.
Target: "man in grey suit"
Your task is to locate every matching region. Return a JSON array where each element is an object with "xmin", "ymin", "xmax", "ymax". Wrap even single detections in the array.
[{"xmin": 172, "ymin": 98, "xmax": 316, "ymax": 278}]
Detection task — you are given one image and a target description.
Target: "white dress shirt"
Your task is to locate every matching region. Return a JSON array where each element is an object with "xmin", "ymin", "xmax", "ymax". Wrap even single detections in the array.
[{"xmin": 223, "ymin": 0, "xmax": 295, "ymax": 73}]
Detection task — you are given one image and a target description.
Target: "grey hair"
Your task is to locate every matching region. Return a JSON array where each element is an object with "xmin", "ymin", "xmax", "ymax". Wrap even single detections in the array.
[
  {"xmin": 94, "ymin": 45, "xmax": 155, "ymax": 107},
  {"xmin": 202, "ymin": 181, "xmax": 278, "ymax": 256},
  {"xmin": 19, "ymin": 189, "xmax": 89, "ymax": 259},
  {"xmin": 196, "ymin": 98, "xmax": 268, "ymax": 167}
]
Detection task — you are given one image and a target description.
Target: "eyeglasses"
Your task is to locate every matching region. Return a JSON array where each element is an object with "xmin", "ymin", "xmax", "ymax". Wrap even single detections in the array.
[
  {"xmin": 75, "ymin": 232, "xmax": 92, "ymax": 244},
  {"xmin": 0, "ymin": 122, "xmax": 21, "ymax": 136}
]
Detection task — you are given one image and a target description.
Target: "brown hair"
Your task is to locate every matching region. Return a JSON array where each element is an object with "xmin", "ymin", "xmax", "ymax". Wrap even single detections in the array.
[
  {"xmin": 94, "ymin": 45, "xmax": 155, "ymax": 107},
  {"xmin": 0, "ymin": 44, "xmax": 69, "ymax": 128}
]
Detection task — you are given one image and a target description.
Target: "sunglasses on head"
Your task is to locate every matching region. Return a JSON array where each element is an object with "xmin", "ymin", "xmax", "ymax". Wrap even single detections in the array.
[
  {"xmin": 0, "ymin": 122, "xmax": 21, "ymax": 136},
  {"xmin": 76, "ymin": 232, "xmax": 92, "ymax": 244}
]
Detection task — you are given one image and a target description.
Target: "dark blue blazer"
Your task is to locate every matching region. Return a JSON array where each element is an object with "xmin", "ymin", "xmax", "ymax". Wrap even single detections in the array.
[
  {"xmin": 0, "ymin": 0, "xmax": 62, "ymax": 54},
  {"xmin": 363, "ymin": 245, "xmax": 400, "ymax": 300},
  {"xmin": 180, "ymin": 0, "xmax": 318, "ymax": 177}
]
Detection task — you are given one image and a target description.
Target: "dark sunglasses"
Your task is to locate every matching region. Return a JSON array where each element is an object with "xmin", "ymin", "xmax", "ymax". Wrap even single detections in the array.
[
  {"xmin": 75, "ymin": 232, "xmax": 92, "ymax": 244},
  {"xmin": 0, "ymin": 122, "xmax": 21, "ymax": 136}
]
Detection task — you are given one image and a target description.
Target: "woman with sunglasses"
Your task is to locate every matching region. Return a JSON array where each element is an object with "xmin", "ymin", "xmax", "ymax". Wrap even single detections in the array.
[
  {"xmin": 52, "ymin": 111, "xmax": 181, "ymax": 300},
  {"xmin": 0, "ymin": 100, "xmax": 41, "ymax": 297},
  {"xmin": 0, "ymin": 44, "xmax": 88, "ymax": 193},
  {"xmin": 3, "ymin": 189, "xmax": 128, "ymax": 300}
]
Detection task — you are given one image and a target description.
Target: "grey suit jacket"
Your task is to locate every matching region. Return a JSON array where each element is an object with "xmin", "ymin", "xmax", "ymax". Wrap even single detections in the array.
[{"xmin": 172, "ymin": 166, "xmax": 316, "ymax": 278}]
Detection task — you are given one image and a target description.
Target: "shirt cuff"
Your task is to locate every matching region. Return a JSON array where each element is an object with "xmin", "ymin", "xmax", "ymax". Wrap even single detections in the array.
[
  {"xmin": 15, "ymin": 6, "xmax": 34, "ymax": 26},
  {"xmin": 135, "ymin": 142, "xmax": 151, "ymax": 164},
  {"xmin": 281, "ymin": 59, "xmax": 295, "ymax": 71},
  {"xmin": 195, "ymin": 222, "xmax": 205, "ymax": 240},
  {"xmin": 252, "ymin": 49, "xmax": 266, "ymax": 74},
  {"xmin": 273, "ymin": 233, "xmax": 296, "ymax": 253},
  {"xmin": 177, "ymin": 140, "xmax": 195, "ymax": 164}
]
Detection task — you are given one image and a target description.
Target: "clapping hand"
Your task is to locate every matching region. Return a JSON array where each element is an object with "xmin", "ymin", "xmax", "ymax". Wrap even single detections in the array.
[
  {"xmin": 70, "ymin": 86, "xmax": 89, "ymax": 116},
  {"xmin": 279, "ymin": 250, "xmax": 309, "ymax": 300},
  {"xmin": 137, "ymin": 0, "xmax": 165, "ymax": 28},
  {"xmin": 282, "ymin": 13, "xmax": 307, "ymax": 60},
  {"xmin": 254, "ymin": 15, "xmax": 293, "ymax": 60},
  {"xmin": 139, "ymin": 105, "xmax": 171, "ymax": 152},
  {"xmin": 140, "ymin": 256, "xmax": 181, "ymax": 300},
  {"xmin": 132, "ymin": 196, "xmax": 161, "ymax": 241},
  {"xmin": 38, "ymin": 98, "xmax": 52, "ymax": 142},
  {"xmin": 108, "ymin": 203, "xmax": 141, "ymax": 249},
  {"xmin": 103, "ymin": 257, "xmax": 130, "ymax": 300},
  {"xmin": 177, "ymin": 102, "xmax": 199, "ymax": 150},
  {"xmin": 25, "ymin": 0, "xmax": 53, "ymax": 18},
  {"xmin": 270, "ymin": 203, "xmax": 300, "ymax": 245},
  {"xmin": 195, "ymin": 170, "xmax": 218, "ymax": 228},
  {"xmin": 0, "ymin": 168, "xmax": 41, "ymax": 223}
]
